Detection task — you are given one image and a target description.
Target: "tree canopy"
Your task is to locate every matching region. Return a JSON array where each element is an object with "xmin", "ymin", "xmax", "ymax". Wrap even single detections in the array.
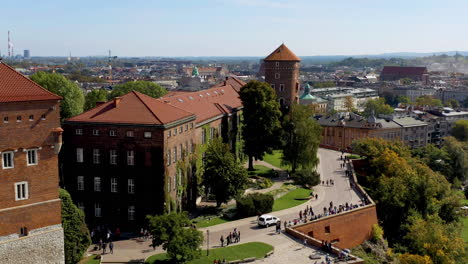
[
  {"xmin": 239, "ymin": 80, "xmax": 282, "ymax": 170},
  {"xmin": 31, "ymin": 71, "xmax": 85, "ymax": 119},
  {"xmin": 281, "ymin": 104, "xmax": 322, "ymax": 173},
  {"xmin": 59, "ymin": 189, "xmax": 91, "ymax": 264},
  {"xmin": 84, "ymin": 89, "xmax": 108, "ymax": 111},
  {"xmin": 445, "ymin": 98, "xmax": 460, "ymax": 108},
  {"xmin": 147, "ymin": 212, "xmax": 203, "ymax": 263},
  {"xmin": 109, "ymin": 81, "xmax": 167, "ymax": 99},
  {"xmin": 362, "ymin": 98, "xmax": 394, "ymax": 117},
  {"xmin": 203, "ymin": 138, "xmax": 248, "ymax": 207},
  {"xmin": 415, "ymin": 95, "xmax": 442, "ymax": 107},
  {"xmin": 451, "ymin": 119, "xmax": 468, "ymax": 141}
]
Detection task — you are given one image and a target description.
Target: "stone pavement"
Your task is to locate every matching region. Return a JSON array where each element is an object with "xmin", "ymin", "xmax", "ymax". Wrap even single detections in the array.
[{"xmin": 98, "ymin": 148, "xmax": 363, "ymax": 263}]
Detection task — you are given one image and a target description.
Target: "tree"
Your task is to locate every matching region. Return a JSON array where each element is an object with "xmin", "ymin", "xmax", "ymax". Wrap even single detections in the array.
[
  {"xmin": 362, "ymin": 98, "xmax": 394, "ymax": 117},
  {"xmin": 451, "ymin": 119, "xmax": 468, "ymax": 141},
  {"xmin": 442, "ymin": 137, "xmax": 468, "ymax": 182},
  {"xmin": 239, "ymin": 81, "xmax": 282, "ymax": 170},
  {"xmin": 30, "ymin": 71, "xmax": 85, "ymax": 119},
  {"xmin": 415, "ymin": 95, "xmax": 442, "ymax": 107},
  {"xmin": 203, "ymin": 138, "xmax": 248, "ymax": 207},
  {"xmin": 399, "ymin": 253, "xmax": 433, "ymax": 264},
  {"xmin": 291, "ymin": 169, "xmax": 320, "ymax": 188},
  {"xmin": 236, "ymin": 193, "xmax": 274, "ymax": 217},
  {"xmin": 445, "ymin": 99, "xmax": 460, "ymax": 108},
  {"xmin": 147, "ymin": 212, "xmax": 203, "ymax": 263},
  {"xmin": 109, "ymin": 80, "xmax": 167, "ymax": 99},
  {"xmin": 59, "ymin": 189, "xmax": 91, "ymax": 264},
  {"xmin": 396, "ymin": 95, "xmax": 411, "ymax": 105},
  {"xmin": 84, "ymin": 89, "xmax": 108, "ymax": 111},
  {"xmin": 344, "ymin": 96, "xmax": 354, "ymax": 112},
  {"xmin": 400, "ymin": 77, "xmax": 413, "ymax": 85},
  {"xmin": 281, "ymin": 104, "xmax": 322, "ymax": 173}
]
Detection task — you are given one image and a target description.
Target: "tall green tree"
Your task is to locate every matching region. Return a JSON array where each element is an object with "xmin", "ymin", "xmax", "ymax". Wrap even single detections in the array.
[
  {"xmin": 30, "ymin": 71, "xmax": 85, "ymax": 119},
  {"xmin": 396, "ymin": 95, "xmax": 411, "ymax": 105},
  {"xmin": 147, "ymin": 212, "xmax": 203, "ymax": 263},
  {"xmin": 445, "ymin": 99, "xmax": 460, "ymax": 108},
  {"xmin": 239, "ymin": 81, "xmax": 282, "ymax": 170},
  {"xmin": 203, "ymin": 138, "xmax": 248, "ymax": 207},
  {"xmin": 59, "ymin": 189, "xmax": 91, "ymax": 264},
  {"xmin": 451, "ymin": 119, "xmax": 468, "ymax": 141},
  {"xmin": 281, "ymin": 104, "xmax": 322, "ymax": 173},
  {"xmin": 109, "ymin": 81, "xmax": 167, "ymax": 99},
  {"xmin": 442, "ymin": 137, "xmax": 468, "ymax": 182},
  {"xmin": 84, "ymin": 89, "xmax": 108, "ymax": 111},
  {"xmin": 415, "ymin": 95, "xmax": 442, "ymax": 107},
  {"xmin": 362, "ymin": 98, "xmax": 394, "ymax": 117}
]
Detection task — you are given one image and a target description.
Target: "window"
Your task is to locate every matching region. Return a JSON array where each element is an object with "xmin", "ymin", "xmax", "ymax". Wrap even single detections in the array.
[
  {"xmin": 179, "ymin": 127, "xmax": 183, "ymax": 134},
  {"xmin": 109, "ymin": 130, "xmax": 116, "ymax": 136},
  {"xmin": 111, "ymin": 178, "xmax": 118, "ymax": 193},
  {"xmin": 128, "ymin": 179, "xmax": 135, "ymax": 194},
  {"xmin": 29, "ymin": 115, "xmax": 34, "ymax": 121},
  {"xmin": 276, "ymin": 61, "xmax": 280, "ymax": 67},
  {"xmin": 185, "ymin": 142, "xmax": 189, "ymax": 157},
  {"xmin": 127, "ymin": 150, "xmax": 135, "ymax": 165},
  {"xmin": 173, "ymin": 147, "xmax": 177, "ymax": 162},
  {"xmin": 168, "ymin": 130, "xmax": 172, "ymax": 138},
  {"xmin": 144, "ymin": 132, "xmax": 152, "ymax": 138},
  {"xmin": 173, "ymin": 128, "xmax": 177, "ymax": 136},
  {"xmin": 20, "ymin": 227, "xmax": 28, "ymax": 237},
  {"xmin": 110, "ymin": 150, "xmax": 117, "ymax": 165},
  {"xmin": 15, "ymin": 182, "xmax": 28, "ymax": 201},
  {"xmin": 77, "ymin": 176, "xmax": 84, "ymax": 191},
  {"xmin": 3, "ymin": 116, "xmax": 8, "ymax": 123},
  {"xmin": 271, "ymin": 84, "xmax": 275, "ymax": 89},
  {"xmin": 92, "ymin": 129, "xmax": 99, "ymax": 136},
  {"xmin": 94, "ymin": 177, "xmax": 101, "ymax": 192},
  {"xmin": 128, "ymin": 205, "xmax": 135, "ymax": 221},
  {"xmin": 2, "ymin": 151, "xmax": 14, "ymax": 169},
  {"xmin": 94, "ymin": 203, "xmax": 102, "ymax": 217},
  {"xmin": 275, "ymin": 73, "xmax": 280, "ymax": 79},
  {"xmin": 185, "ymin": 124, "xmax": 188, "ymax": 131},
  {"xmin": 93, "ymin": 149, "xmax": 100, "ymax": 164},
  {"xmin": 126, "ymin": 131, "xmax": 134, "ymax": 137},
  {"xmin": 167, "ymin": 150, "xmax": 171, "ymax": 165},
  {"xmin": 325, "ymin": 226, "xmax": 331, "ymax": 233},
  {"xmin": 26, "ymin": 149, "xmax": 38, "ymax": 165},
  {"xmin": 76, "ymin": 148, "xmax": 84, "ymax": 163},
  {"xmin": 77, "ymin": 202, "xmax": 85, "ymax": 212},
  {"xmin": 190, "ymin": 140, "xmax": 194, "ymax": 153},
  {"xmin": 179, "ymin": 144, "xmax": 183, "ymax": 159},
  {"xmin": 210, "ymin": 127, "xmax": 214, "ymax": 139},
  {"xmin": 279, "ymin": 84, "xmax": 285, "ymax": 92},
  {"xmin": 190, "ymin": 122, "xmax": 194, "ymax": 129},
  {"xmin": 75, "ymin": 129, "xmax": 83, "ymax": 135},
  {"xmin": 201, "ymin": 129, "xmax": 206, "ymax": 144},
  {"xmin": 17, "ymin": 116, "xmax": 22, "ymax": 122},
  {"xmin": 41, "ymin": 114, "xmax": 46, "ymax": 120}
]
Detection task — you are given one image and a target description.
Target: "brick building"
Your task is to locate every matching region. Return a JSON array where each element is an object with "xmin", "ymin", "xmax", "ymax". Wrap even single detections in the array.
[
  {"xmin": 0, "ymin": 62, "xmax": 65, "ymax": 263},
  {"xmin": 264, "ymin": 44, "xmax": 301, "ymax": 108},
  {"xmin": 380, "ymin": 66, "xmax": 428, "ymax": 82},
  {"xmin": 62, "ymin": 80, "xmax": 244, "ymax": 230}
]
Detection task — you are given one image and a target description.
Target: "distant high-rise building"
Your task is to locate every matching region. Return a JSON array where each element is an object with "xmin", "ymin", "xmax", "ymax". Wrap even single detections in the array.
[
  {"xmin": 23, "ymin": 50, "xmax": 30, "ymax": 59},
  {"xmin": 264, "ymin": 44, "xmax": 301, "ymax": 108}
]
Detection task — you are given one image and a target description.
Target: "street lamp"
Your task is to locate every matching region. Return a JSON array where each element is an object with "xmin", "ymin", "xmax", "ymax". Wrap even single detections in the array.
[{"xmin": 206, "ymin": 230, "xmax": 210, "ymax": 256}]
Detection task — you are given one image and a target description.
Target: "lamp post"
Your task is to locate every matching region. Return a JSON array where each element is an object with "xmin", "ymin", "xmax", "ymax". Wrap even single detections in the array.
[{"xmin": 206, "ymin": 229, "xmax": 210, "ymax": 256}]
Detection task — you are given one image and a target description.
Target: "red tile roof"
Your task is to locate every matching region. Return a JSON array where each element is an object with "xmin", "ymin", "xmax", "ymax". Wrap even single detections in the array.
[
  {"xmin": 381, "ymin": 66, "xmax": 427, "ymax": 75},
  {"xmin": 213, "ymin": 77, "xmax": 246, "ymax": 92},
  {"xmin": 0, "ymin": 62, "xmax": 62, "ymax": 102},
  {"xmin": 161, "ymin": 84, "xmax": 242, "ymax": 124},
  {"xmin": 66, "ymin": 91, "xmax": 194, "ymax": 125},
  {"xmin": 264, "ymin": 44, "xmax": 301, "ymax": 61}
]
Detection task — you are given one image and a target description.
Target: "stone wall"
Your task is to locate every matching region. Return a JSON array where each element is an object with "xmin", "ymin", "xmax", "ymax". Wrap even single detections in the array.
[{"xmin": 0, "ymin": 224, "xmax": 65, "ymax": 264}]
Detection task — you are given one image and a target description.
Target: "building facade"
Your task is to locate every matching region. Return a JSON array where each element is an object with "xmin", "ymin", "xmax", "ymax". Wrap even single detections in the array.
[
  {"xmin": 62, "ymin": 80, "xmax": 244, "ymax": 230},
  {"xmin": 380, "ymin": 66, "xmax": 428, "ymax": 81},
  {"xmin": 0, "ymin": 62, "xmax": 65, "ymax": 263},
  {"xmin": 264, "ymin": 44, "xmax": 301, "ymax": 108}
]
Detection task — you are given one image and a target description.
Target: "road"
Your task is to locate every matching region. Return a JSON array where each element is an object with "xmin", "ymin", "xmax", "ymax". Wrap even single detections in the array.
[{"xmin": 100, "ymin": 148, "xmax": 363, "ymax": 263}]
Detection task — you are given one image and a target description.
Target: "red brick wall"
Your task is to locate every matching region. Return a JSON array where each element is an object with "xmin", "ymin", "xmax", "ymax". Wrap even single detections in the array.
[
  {"xmin": 264, "ymin": 61, "xmax": 300, "ymax": 106},
  {"xmin": 292, "ymin": 205, "xmax": 378, "ymax": 249},
  {"xmin": 0, "ymin": 100, "xmax": 62, "ymax": 236}
]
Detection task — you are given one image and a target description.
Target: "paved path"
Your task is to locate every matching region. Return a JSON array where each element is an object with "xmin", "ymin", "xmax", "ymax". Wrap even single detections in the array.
[{"xmin": 98, "ymin": 148, "xmax": 363, "ymax": 263}]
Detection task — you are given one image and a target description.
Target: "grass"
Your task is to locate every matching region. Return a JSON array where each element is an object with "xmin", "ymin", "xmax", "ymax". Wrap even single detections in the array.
[
  {"xmin": 79, "ymin": 255, "xmax": 100, "ymax": 264},
  {"xmin": 263, "ymin": 150, "xmax": 290, "ymax": 171},
  {"xmin": 462, "ymin": 217, "xmax": 468, "ymax": 243},
  {"xmin": 195, "ymin": 216, "xmax": 230, "ymax": 228},
  {"xmin": 145, "ymin": 242, "xmax": 273, "ymax": 264},
  {"xmin": 272, "ymin": 187, "xmax": 311, "ymax": 212}
]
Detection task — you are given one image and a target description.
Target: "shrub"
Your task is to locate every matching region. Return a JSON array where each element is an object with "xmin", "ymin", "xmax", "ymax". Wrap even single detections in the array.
[
  {"xmin": 371, "ymin": 224, "xmax": 384, "ymax": 242},
  {"xmin": 399, "ymin": 253, "xmax": 433, "ymax": 264},
  {"xmin": 236, "ymin": 193, "xmax": 274, "ymax": 217},
  {"xmin": 292, "ymin": 169, "xmax": 320, "ymax": 188}
]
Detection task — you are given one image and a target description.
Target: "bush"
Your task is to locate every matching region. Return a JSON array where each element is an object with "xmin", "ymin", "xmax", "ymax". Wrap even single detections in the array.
[
  {"xmin": 292, "ymin": 169, "xmax": 320, "ymax": 188},
  {"xmin": 371, "ymin": 224, "xmax": 384, "ymax": 243},
  {"xmin": 236, "ymin": 193, "xmax": 274, "ymax": 217}
]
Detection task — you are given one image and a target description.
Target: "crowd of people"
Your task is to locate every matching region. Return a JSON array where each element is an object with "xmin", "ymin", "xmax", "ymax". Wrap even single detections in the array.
[
  {"xmin": 90, "ymin": 226, "xmax": 119, "ymax": 255},
  {"xmin": 219, "ymin": 228, "xmax": 240, "ymax": 247}
]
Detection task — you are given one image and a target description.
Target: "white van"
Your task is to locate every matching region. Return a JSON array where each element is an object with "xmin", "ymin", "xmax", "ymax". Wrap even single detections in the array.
[{"xmin": 258, "ymin": 214, "xmax": 280, "ymax": 227}]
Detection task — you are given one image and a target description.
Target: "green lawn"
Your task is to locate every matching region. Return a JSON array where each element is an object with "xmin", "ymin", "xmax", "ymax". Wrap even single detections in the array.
[
  {"xmin": 145, "ymin": 242, "xmax": 273, "ymax": 264},
  {"xmin": 195, "ymin": 216, "xmax": 229, "ymax": 228},
  {"xmin": 272, "ymin": 187, "xmax": 311, "ymax": 212},
  {"xmin": 79, "ymin": 255, "xmax": 100, "ymax": 264},
  {"xmin": 462, "ymin": 217, "xmax": 468, "ymax": 243},
  {"xmin": 263, "ymin": 150, "xmax": 290, "ymax": 171}
]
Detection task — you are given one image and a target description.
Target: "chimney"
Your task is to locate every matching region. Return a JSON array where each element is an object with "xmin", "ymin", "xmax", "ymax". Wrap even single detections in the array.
[
  {"xmin": 96, "ymin": 101, "xmax": 106, "ymax": 107},
  {"xmin": 113, "ymin": 97, "xmax": 122, "ymax": 107}
]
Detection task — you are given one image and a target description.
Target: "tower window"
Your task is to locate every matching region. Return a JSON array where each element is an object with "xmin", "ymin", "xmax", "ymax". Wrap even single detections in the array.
[
  {"xmin": 279, "ymin": 84, "xmax": 285, "ymax": 92},
  {"xmin": 275, "ymin": 73, "xmax": 280, "ymax": 79},
  {"xmin": 270, "ymin": 84, "xmax": 275, "ymax": 89},
  {"xmin": 276, "ymin": 62, "xmax": 280, "ymax": 67}
]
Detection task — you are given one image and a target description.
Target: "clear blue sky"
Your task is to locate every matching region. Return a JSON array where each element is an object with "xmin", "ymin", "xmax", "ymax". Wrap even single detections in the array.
[{"xmin": 1, "ymin": 0, "xmax": 468, "ymax": 57}]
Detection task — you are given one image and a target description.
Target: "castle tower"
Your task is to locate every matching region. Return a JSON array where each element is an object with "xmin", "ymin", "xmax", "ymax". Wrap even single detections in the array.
[{"xmin": 264, "ymin": 44, "xmax": 301, "ymax": 108}]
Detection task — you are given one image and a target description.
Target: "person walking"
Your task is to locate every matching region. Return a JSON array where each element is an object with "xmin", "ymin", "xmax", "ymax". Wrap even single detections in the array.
[
  {"xmin": 109, "ymin": 241, "xmax": 114, "ymax": 254},
  {"xmin": 102, "ymin": 241, "xmax": 107, "ymax": 255},
  {"xmin": 237, "ymin": 231, "xmax": 240, "ymax": 242},
  {"xmin": 220, "ymin": 235, "xmax": 224, "ymax": 247}
]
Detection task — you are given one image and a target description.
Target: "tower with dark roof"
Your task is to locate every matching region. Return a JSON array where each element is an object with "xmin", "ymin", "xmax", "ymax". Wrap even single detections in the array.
[{"xmin": 264, "ymin": 44, "xmax": 301, "ymax": 108}]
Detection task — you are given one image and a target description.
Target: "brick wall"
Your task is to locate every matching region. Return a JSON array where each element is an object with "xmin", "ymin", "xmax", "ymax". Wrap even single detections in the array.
[{"xmin": 264, "ymin": 60, "xmax": 300, "ymax": 106}]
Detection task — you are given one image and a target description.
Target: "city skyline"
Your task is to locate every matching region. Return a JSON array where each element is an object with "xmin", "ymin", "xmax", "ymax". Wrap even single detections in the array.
[{"xmin": 1, "ymin": 0, "xmax": 468, "ymax": 57}]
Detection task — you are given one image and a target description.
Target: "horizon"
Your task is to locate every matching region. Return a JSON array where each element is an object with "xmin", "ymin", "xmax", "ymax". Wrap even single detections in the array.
[{"xmin": 1, "ymin": 0, "xmax": 468, "ymax": 57}]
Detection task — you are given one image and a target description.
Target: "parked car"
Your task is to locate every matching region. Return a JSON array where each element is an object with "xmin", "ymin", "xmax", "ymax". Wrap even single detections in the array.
[{"xmin": 258, "ymin": 214, "xmax": 280, "ymax": 227}]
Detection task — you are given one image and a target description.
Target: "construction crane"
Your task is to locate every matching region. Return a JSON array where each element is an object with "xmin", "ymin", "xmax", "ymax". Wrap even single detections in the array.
[{"xmin": 108, "ymin": 50, "xmax": 117, "ymax": 83}]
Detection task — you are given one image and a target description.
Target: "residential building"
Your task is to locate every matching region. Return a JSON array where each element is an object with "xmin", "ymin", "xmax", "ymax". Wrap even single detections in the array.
[
  {"xmin": 0, "ymin": 62, "xmax": 65, "ymax": 263},
  {"xmin": 436, "ymin": 88, "xmax": 468, "ymax": 103},
  {"xmin": 392, "ymin": 116, "xmax": 428, "ymax": 148},
  {"xmin": 264, "ymin": 44, "xmax": 301, "ymax": 108},
  {"xmin": 392, "ymin": 86, "xmax": 437, "ymax": 102}
]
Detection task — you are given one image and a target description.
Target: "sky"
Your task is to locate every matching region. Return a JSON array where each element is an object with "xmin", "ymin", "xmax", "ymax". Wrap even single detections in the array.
[{"xmin": 1, "ymin": 0, "xmax": 468, "ymax": 57}]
